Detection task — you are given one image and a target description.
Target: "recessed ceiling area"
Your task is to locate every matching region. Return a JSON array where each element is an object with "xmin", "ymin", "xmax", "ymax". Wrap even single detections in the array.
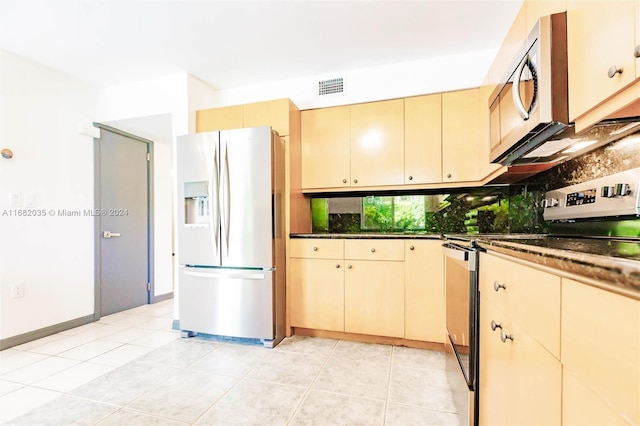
[{"xmin": 0, "ymin": 0, "xmax": 524, "ymax": 90}]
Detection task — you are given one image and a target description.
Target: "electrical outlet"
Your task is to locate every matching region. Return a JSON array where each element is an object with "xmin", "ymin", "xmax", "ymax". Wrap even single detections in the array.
[{"xmin": 11, "ymin": 283, "xmax": 24, "ymax": 298}]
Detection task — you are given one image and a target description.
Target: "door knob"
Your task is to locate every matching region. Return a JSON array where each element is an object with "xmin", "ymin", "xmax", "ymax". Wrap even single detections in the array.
[{"xmin": 102, "ymin": 231, "xmax": 121, "ymax": 239}]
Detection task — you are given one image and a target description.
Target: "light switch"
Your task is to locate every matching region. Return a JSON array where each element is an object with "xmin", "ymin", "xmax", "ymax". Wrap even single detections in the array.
[{"xmin": 10, "ymin": 192, "xmax": 22, "ymax": 207}]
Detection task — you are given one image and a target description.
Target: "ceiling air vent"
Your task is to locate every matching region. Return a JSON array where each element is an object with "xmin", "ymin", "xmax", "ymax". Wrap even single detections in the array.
[{"xmin": 318, "ymin": 77, "xmax": 344, "ymax": 96}]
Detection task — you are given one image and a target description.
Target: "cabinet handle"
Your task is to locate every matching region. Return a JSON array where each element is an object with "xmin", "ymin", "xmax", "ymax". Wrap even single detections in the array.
[
  {"xmin": 446, "ymin": 173, "xmax": 452, "ymax": 179},
  {"xmin": 342, "ymin": 179, "xmax": 347, "ymax": 184},
  {"xmin": 493, "ymin": 281, "xmax": 506, "ymax": 292},
  {"xmin": 312, "ymin": 246, "xmax": 318, "ymax": 251},
  {"xmin": 347, "ymin": 264, "xmax": 352, "ymax": 269},
  {"xmin": 408, "ymin": 175, "xmax": 413, "ymax": 181},
  {"xmin": 353, "ymin": 178, "xmax": 358, "ymax": 184},
  {"xmin": 608, "ymin": 65, "xmax": 624, "ymax": 78},
  {"xmin": 490, "ymin": 320, "xmax": 502, "ymax": 331},
  {"xmin": 500, "ymin": 331, "xmax": 514, "ymax": 343},
  {"xmin": 370, "ymin": 248, "xmax": 376, "ymax": 253},
  {"xmin": 336, "ymin": 264, "xmax": 341, "ymax": 269},
  {"xmin": 635, "ymin": 45, "xmax": 640, "ymax": 58},
  {"xmin": 409, "ymin": 245, "xmax": 414, "ymax": 251}
]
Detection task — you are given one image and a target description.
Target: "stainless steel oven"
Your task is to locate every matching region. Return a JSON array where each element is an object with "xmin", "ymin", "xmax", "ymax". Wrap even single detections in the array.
[{"xmin": 443, "ymin": 239, "xmax": 481, "ymax": 426}]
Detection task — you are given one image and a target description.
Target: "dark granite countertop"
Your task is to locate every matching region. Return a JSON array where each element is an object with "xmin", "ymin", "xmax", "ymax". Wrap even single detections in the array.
[
  {"xmin": 475, "ymin": 237, "xmax": 640, "ymax": 299},
  {"xmin": 289, "ymin": 233, "xmax": 443, "ymax": 240}
]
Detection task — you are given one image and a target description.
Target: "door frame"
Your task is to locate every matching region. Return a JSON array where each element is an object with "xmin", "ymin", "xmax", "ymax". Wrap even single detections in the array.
[{"xmin": 93, "ymin": 122, "xmax": 155, "ymax": 320}]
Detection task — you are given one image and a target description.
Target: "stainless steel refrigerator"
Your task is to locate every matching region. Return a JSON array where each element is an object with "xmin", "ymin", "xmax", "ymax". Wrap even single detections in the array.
[{"xmin": 176, "ymin": 126, "xmax": 285, "ymax": 348}]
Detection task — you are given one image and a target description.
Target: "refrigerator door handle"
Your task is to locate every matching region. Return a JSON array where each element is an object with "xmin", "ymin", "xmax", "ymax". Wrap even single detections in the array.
[
  {"xmin": 209, "ymin": 144, "xmax": 220, "ymax": 255},
  {"xmin": 221, "ymin": 143, "xmax": 231, "ymax": 255},
  {"xmin": 183, "ymin": 269, "xmax": 269, "ymax": 280}
]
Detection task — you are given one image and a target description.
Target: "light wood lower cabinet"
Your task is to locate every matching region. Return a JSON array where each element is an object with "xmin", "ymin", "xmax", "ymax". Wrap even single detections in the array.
[
  {"xmin": 479, "ymin": 252, "xmax": 639, "ymax": 425},
  {"xmin": 479, "ymin": 252, "xmax": 561, "ymax": 425},
  {"xmin": 479, "ymin": 293, "xmax": 561, "ymax": 425},
  {"xmin": 290, "ymin": 239, "xmax": 344, "ymax": 332},
  {"xmin": 290, "ymin": 238, "xmax": 445, "ymax": 342},
  {"xmin": 562, "ymin": 366, "xmax": 629, "ymax": 425},
  {"xmin": 290, "ymin": 258, "xmax": 345, "ymax": 332},
  {"xmin": 344, "ymin": 259, "xmax": 404, "ymax": 338},
  {"xmin": 561, "ymin": 278, "xmax": 640, "ymax": 425},
  {"xmin": 405, "ymin": 240, "xmax": 444, "ymax": 342}
]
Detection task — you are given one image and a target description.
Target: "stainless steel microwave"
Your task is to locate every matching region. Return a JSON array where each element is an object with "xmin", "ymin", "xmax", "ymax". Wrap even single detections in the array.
[{"xmin": 489, "ymin": 12, "xmax": 570, "ymax": 166}]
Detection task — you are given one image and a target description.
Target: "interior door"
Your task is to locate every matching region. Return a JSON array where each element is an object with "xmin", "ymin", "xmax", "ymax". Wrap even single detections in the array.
[{"xmin": 96, "ymin": 126, "xmax": 150, "ymax": 316}]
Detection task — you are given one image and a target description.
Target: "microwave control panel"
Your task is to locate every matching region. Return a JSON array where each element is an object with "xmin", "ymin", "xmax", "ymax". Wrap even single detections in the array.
[{"xmin": 544, "ymin": 168, "xmax": 640, "ymax": 220}]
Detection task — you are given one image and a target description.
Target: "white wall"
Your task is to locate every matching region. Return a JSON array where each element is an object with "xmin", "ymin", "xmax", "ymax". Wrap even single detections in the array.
[
  {"xmin": 208, "ymin": 49, "xmax": 498, "ymax": 109},
  {"xmin": 0, "ymin": 50, "xmax": 97, "ymax": 339}
]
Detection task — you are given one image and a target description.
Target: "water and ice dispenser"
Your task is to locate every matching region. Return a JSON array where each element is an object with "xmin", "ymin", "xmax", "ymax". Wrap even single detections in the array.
[{"xmin": 184, "ymin": 181, "xmax": 210, "ymax": 226}]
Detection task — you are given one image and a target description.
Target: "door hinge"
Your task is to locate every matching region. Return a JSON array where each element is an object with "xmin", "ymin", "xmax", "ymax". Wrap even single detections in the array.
[
  {"xmin": 147, "ymin": 282, "xmax": 151, "ymax": 291},
  {"xmin": 146, "ymin": 153, "xmax": 150, "ymax": 161}
]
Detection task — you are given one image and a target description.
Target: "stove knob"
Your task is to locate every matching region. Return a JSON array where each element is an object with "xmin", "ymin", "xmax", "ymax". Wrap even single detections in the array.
[
  {"xmin": 544, "ymin": 198, "xmax": 559, "ymax": 208},
  {"xmin": 616, "ymin": 183, "xmax": 631, "ymax": 196},
  {"xmin": 601, "ymin": 186, "xmax": 616, "ymax": 198}
]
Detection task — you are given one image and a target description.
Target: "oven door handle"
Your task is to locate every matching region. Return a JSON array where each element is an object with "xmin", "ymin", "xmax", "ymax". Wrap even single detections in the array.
[{"xmin": 442, "ymin": 242, "xmax": 471, "ymax": 261}]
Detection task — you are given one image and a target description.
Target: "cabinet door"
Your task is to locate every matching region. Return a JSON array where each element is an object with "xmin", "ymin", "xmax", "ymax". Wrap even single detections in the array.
[
  {"xmin": 567, "ymin": 0, "xmax": 635, "ymax": 121},
  {"xmin": 290, "ymin": 258, "xmax": 345, "ymax": 332},
  {"xmin": 344, "ymin": 260, "xmax": 404, "ymax": 338},
  {"xmin": 442, "ymin": 89, "xmax": 482, "ymax": 182},
  {"xmin": 301, "ymin": 106, "xmax": 350, "ymax": 189},
  {"xmin": 479, "ymin": 295, "xmax": 510, "ymax": 426},
  {"xmin": 506, "ymin": 321, "xmax": 561, "ymax": 425},
  {"xmin": 243, "ymin": 98, "xmax": 291, "ymax": 137},
  {"xmin": 479, "ymin": 295, "xmax": 561, "ymax": 426},
  {"xmin": 563, "ymin": 366, "xmax": 629, "ymax": 425},
  {"xmin": 404, "ymin": 240, "xmax": 444, "ymax": 342},
  {"xmin": 404, "ymin": 94, "xmax": 442, "ymax": 184},
  {"xmin": 350, "ymin": 99, "xmax": 404, "ymax": 187},
  {"xmin": 562, "ymin": 279, "xmax": 640, "ymax": 425},
  {"xmin": 196, "ymin": 105, "xmax": 244, "ymax": 132}
]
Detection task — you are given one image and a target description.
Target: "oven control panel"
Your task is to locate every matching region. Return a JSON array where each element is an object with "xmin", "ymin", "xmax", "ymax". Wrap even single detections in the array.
[{"xmin": 543, "ymin": 167, "xmax": 640, "ymax": 220}]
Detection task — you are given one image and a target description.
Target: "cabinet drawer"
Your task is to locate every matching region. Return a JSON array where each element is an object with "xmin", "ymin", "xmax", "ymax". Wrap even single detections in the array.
[
  {"xmin": 562, "ymin": 278, "xmax": 639, "ymax": 425},
  {"xmin": 479, "ymin": 253, "xmax": 561, "ymax": 358},
  {"xmin": 290, "ymin": 239, "xmax": 344, "ymax": 259},
  {"xmin": 344, "ymin": 239, "xmax": 404, "ymax": 261}
]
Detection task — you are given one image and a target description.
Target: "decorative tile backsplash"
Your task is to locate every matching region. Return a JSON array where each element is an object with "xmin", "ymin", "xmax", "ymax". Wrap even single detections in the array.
[{"xmin": 310, "ymin": 134, "xmax": 640, "ymax": 235}]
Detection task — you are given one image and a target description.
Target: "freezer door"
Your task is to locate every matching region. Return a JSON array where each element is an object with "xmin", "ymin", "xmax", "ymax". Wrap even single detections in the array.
[
  {"xmin": 176, "ymin": 132, "xmax": 221, "ymax": 266},
  {"xmin": 219, "ymin": 127, "xmax": 274, "ymax": 268},
  {"xmin": 178, "ymin": 266, "xmax": 274, "ymax": 339}
]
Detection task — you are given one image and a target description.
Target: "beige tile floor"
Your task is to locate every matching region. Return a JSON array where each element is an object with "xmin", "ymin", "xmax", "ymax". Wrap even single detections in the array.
[{"xmin": 0, "ymin": 299, "xmax": 463, "ymax": 425}]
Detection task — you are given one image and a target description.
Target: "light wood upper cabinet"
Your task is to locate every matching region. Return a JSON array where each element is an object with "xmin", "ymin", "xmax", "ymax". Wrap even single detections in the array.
[
  {"xmin": 567, "ymin": 0, "xmax": 636, "ymax": 121},
  {"xmin": 301, "ymin": 106, "xmax": 350, "ymax": 189},
  {"xmin": 404, "ymin": 240, "xmax": 444, "ymax": 343},
  {"xmin": 196, "ymin": 105, "xmax": 244, "ymax": 132},
  {"xmin": 442, "ymin": 88, "xmax": 482, "ymax": 182},
  {"xmin": 350, "ymin": 99, "xmax": 405, "ymax": 187},
  {"xmin": 243, "ymin": 99, "xmax": 291, "ymax": 137},
  {"xmin": 525, "ymin": 0, "xmax": 567, "ymax": 33},
  {"xmin": 404, "ymin": 94, "xmax": 442, "ymax": 185},
  {"xmin": 561, "ymin": 278, "xmax": 640, "ymax": 425}
]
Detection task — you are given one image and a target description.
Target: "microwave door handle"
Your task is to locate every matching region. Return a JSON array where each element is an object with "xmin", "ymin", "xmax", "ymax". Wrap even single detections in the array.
[{"xmin": 512, "ymin": 55, "xmax": 531, "ymax": 120}]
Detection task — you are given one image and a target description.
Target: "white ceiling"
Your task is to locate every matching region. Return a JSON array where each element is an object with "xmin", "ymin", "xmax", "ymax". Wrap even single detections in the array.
[{"xmin": 0, "ymin": 0, "xmax": 524, "ymax": 91}]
